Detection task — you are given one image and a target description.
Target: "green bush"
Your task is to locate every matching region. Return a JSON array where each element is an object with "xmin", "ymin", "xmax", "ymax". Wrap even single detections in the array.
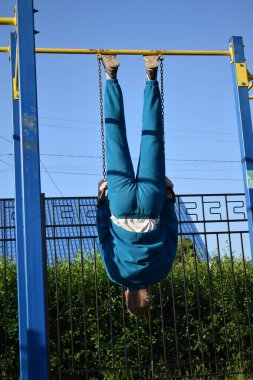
[{"xmin": 1, "ymin": 242, "xmax": 253, "ymax": 379}]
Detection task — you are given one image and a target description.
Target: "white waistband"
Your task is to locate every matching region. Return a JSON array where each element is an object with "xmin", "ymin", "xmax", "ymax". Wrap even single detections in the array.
[{"xmin": 111, "ymin": 215, "xmax": 160, "ymax": 233}]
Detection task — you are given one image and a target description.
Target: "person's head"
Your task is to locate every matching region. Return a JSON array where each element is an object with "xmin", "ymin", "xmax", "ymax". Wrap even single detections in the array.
[{"xmin": 125, "ymin": 288, "xmax": 152, "ymax": 317}]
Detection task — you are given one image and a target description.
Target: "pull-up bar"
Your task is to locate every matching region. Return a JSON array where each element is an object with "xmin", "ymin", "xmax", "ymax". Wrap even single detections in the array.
[
  {"xmin": 0, "ymin": 17, "xmax": 16, "ymax": 25},
  {"xmin": 30, "ymin": 48, "xmax": 234, "ymax": 56},
  {"xmin": 0, "ymin": 47, "xmax": 9, "ymax": 52},
  {"xmin": 0, "ymin": 46, "xmax": 231, "ymax": 57}
]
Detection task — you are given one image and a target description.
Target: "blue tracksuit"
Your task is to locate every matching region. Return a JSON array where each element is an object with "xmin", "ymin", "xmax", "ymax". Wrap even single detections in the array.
[{"xmin": 97, "ymin": 79, "xmax": 178, "ymax": 289}]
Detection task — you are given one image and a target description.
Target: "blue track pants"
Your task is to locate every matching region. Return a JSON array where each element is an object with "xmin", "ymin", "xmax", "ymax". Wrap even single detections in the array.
[{"xmin": 105, "ymin": 79, "xmax": 166, "ymax": 219}]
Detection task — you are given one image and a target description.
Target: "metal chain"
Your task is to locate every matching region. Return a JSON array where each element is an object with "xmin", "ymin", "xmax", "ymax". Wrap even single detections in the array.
[
  {"xmin": 98, "ymin": 58, "xmax": 106, "ymax": 180},
  {"xmin": 159, "ymin": 57, "xmax": 165, "ymax": 141},
  {"xmin": 98, "ymin": 57, "xmax": 164, "ymax": 179}
]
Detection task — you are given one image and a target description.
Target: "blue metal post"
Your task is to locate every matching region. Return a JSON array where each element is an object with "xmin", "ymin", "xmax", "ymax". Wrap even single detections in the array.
[
  {"xmin": 10, "ymin": 32, "xmax": 28, "ymax": 380},
  {"xmin": 16, "ymin": 1, "xmax": 49, "ymax": 378},
  {"xmin": 230, "ymin": 36, "xmax": 253, "ymax": 259}
]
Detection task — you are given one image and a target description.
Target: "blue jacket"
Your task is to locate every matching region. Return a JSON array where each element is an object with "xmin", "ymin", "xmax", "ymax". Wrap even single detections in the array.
[{"xmin": 96, "ymin": 198, "xmax": 178, "ymax": 289}]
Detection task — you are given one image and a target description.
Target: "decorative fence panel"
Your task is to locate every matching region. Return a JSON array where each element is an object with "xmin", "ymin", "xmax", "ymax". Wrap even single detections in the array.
[{"xmin": 0, "ymin": 194, "xmax": 252, "ymax": 379}]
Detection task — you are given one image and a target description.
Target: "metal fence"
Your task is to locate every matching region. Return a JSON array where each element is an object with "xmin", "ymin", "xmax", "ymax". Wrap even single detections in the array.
[{"xmin": 0, "ymin": 193, "xmax": 253, "ymax": 379}]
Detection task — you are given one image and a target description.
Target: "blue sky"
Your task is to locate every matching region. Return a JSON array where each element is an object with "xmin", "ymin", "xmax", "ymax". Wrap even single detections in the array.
[{"xmin": 0, "ymin": 0, "xmax": 253, "ymax": 198}]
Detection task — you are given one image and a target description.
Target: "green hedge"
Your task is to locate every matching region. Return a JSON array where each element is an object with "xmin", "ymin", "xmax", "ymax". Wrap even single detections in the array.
[{"xmin": 1, "ymin": 242, "xmax": 253, "ymax": 379}]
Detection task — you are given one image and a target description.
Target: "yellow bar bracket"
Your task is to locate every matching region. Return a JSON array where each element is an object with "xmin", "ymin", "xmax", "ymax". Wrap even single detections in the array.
[
  {"xmin": 13, "ymin": 49, "xmax": 19, "ymax": 100},
  {"xmin": 236, "ymin": 63, "xmax": 249, "ymax": 87},
  {"xmin": 229, "ymin": 43, "xmax": 234, "ymax": 63}
]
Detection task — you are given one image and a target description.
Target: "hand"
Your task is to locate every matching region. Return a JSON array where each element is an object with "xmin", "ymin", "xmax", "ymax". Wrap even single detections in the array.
[
  {"xmin": 98, "ymin": 179, "xmax": 108, "ymax": 200},
  {"xmin": 165, "ymin": 177, "xmax": 174, "ymax": 199}
]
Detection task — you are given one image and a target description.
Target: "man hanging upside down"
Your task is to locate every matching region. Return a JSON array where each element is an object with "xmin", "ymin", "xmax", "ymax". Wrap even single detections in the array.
[{"xmin": 96, "ymin": 55, "xmax": 178, "ymax": 317}]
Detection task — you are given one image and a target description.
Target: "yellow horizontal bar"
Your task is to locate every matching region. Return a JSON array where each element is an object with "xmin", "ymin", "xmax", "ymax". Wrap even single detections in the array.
[
  {"xmin": 249, "ymin": 96, "xmax": 253, "ymax": 100},
  {"xmin": 0, "ymin": 46, "xmax": 231, "ymax": 57},
  {"xmin": 0, "ymin": 17, "xmax": 16, "ymax": 26},
  {"xmin": 0, "ymin": 46, "xmax": 9, "ymax": 53},
  {"xmin": 35, "ymin": 48, "xmax": 231, "ymax": 56}
]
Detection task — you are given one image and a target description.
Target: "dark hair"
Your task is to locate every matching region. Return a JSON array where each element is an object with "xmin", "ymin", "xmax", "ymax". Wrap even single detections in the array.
[{"xmin": 126, "ymin": 288, "xmax": 152, "ymax": 317}]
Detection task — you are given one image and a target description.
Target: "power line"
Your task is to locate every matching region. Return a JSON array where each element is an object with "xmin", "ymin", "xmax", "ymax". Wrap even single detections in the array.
[
  {"xmin": 40, "ymin": 123, "xmax": 96, "ymax": 132},
  {"xmin": 40, "ymin": 123, "xmax": 236, "ymax": 143},
  {"xmin": 0, "ymin": 158, "xmax": 13, "ymax": 168},
  {"xmin": 41, "ymin": 170, "xmax": 242, "ymax": 182},
  {"xmin": 171, "ymin": 177, "xmax": 242, "ymax": 182},
  {"xmin": 0, "ymin": 135, "xmax": 12, "ymax": 144},
  {"xmin": 39, "ymin": 116, "xmax": 237, "ymax": 136},
  {"xmin": 168, "ymin": 158, "xmax": 240, "ymax": 163},
  {"xmin": 40, "ymin": 159, "xmax": 64, "ymax": 197},
  {"xmin": 3, "ymin": 152, "xmax": 242, "ymax": 163},
  {"xmin": 40, "ymin": 153, "xmax": 241, "ymax": 163},
  {"xmin": 0, "ymin": 135, "xmax": 64, "ymax": 195},
  {"xmin": 44, "ymin": 167, "xmax": 241, "ymax": 173},
  {"xmin": 0, "ymin": 153, "xmax": 241, "ymax": 164},
  {"xmin": 0, "ymin": 167, "xmax": 242, "ymax": 182}
]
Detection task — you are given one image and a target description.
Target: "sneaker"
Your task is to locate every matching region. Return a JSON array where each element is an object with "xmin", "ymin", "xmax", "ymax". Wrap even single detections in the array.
[
  {"xmin": 101, "ymin": 55, "xmax": 120, "ymax": 79},
  {"xmin": 144, "ymin": 56, "xmax": 159, "ymax": 80}
]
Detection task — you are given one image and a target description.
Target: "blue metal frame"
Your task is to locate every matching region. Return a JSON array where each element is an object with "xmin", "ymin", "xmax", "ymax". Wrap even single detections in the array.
[
  {"xmin": 16, "ymin": 0, "xmax": 49, "ymax": 378},
  {"xmin": 7, "ymin": 23, "xmax": 252, "ymax": 377},
  {"xmin": 230, "ymin": 36, "xmax": 253, "ymax": 261},
  {"xmin": 10, "ymin": 32, "xmax": 28, "ymax": 380}
]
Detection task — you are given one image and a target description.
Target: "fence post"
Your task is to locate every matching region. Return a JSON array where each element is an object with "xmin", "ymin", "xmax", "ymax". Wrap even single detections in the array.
[
  {"xmin": 16, "ymin": 0, "xmax": 49, "ymax": 378},
  {"xmin": 41, "ymin": 193, "xmax": 50, "ymax": 354},
  {"xmin": 230, "ymin": 36, "xmax": 253, "ymax": 263}
]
